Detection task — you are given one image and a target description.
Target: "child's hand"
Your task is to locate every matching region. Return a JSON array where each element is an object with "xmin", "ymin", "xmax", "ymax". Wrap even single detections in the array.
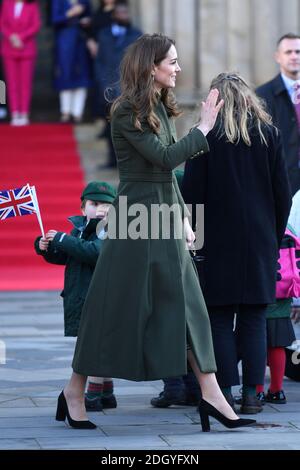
[
  {"xmin": 46, "ymin": 230, "xmax": 58, "ymax": 242},
  {"xmin": 39, "ymin": 237, "xmax": 49, "ymax": 251}
]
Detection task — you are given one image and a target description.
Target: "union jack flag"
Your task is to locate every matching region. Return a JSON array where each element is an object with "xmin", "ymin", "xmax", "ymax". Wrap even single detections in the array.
[{"xmin": 0, "ymin": 185, "xmax": 36, "ymax": 220}]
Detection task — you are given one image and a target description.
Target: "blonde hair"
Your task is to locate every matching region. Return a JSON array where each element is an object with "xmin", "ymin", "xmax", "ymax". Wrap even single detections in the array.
[
  {"xmin": 210, "ymin": 72, "xmax": 274, "ymax": 146},
  {"xmin": 111, "ymin": 34, "xmax": 181, "ymax": 134}
]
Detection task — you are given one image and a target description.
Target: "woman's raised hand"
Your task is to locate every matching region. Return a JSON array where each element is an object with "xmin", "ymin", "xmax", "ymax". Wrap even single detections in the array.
[{"xmin": 197, "ymin": 89, "xmax": 224, "ymax": 136}]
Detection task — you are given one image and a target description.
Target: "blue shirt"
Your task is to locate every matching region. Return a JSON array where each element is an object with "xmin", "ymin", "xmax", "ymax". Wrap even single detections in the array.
[{"xmin": 281, "ymin": 73, "xmax": 300, "ymax": 103}]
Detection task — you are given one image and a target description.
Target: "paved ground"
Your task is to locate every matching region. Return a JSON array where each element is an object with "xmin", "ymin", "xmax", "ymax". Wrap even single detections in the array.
[{"xmin": 0, "ymin": 290, "xmax": 300, "ymax": 451}]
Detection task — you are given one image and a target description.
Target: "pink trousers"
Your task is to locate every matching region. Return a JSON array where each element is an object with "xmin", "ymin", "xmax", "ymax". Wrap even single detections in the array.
[{"xmin": 2, "ymin": 56, "xmax": 36, "ymax": 114}]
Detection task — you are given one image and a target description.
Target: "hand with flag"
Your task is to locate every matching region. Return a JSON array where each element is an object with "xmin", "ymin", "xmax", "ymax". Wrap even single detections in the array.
[
  {"xmin": 0, "ymin": 184, "xmax": 45, "ymax": 237},
  {"xmin": 39, "ymin": 237, "xmax": 49, "ymax": 252}
]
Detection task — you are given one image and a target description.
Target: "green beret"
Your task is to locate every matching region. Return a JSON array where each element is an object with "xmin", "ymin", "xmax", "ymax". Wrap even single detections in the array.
[{"xmin": 81, "ymin": 181, "xmax": 116, "ymax": 204}]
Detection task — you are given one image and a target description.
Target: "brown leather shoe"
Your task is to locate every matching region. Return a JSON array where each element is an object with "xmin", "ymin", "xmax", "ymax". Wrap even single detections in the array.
[{"xmin": 240, "ymin": 394, "xmax": 263, "ymax": 414}]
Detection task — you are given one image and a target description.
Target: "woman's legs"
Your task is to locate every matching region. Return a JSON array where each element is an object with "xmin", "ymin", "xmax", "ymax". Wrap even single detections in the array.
[
  {"xmin": 187, "ymin": 350, "xmax": 238, "ymax": 420},
  {"xmin": 71, "ymin": 87, "xmax": 87, "ymax": 121},
  {"xmin": 236, "ymin": 304, "xmax": 267, "ymax": 387},
  {"xmin": 208, "ymin": 305, "xmax": 240, "ymax": 387},
  {"xmin": 63, "ymin": 372, "xmax": 88, "ymax": 421},
  {"xmin": 60, "ymin": 90, "xmax": 72, "ymax": 120},
  {"xmin": 267, "ymin": 347, "xmax": 286, "ymax": 392},
  {"xmin": 19, "ymin": 57, "xmax": 36, "ymax": 122},
  {"xmin": 2, "ymin": 56, "xmax": 21, "ymax": 120}
]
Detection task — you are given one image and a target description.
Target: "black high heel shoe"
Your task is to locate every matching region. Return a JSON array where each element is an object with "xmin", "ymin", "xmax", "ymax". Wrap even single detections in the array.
[
  {"xmin": 56, "ymin": 391, "xmax": 97, "ymax": 429},
  {"xmin": 198, "ymin": 398, "xmax": 256, "ymax": 432}
]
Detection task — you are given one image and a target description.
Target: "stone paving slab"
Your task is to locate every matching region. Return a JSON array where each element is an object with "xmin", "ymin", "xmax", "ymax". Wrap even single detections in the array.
[
  {"xmin": 0, "ymin": 417, "xmax": 69, "ymax": 429},
  {"xmin": 163, "ymin": 431, "xmax": 300, "ymax": 450},
  {"xmin": 36, "ymin": 436, "xmax": 169, "ymax": 450},
  {"xmin": 0, "ymin": 290, "xmax": 300, "ymax": 451},
  {"xmin": 0, "ymin": 407, "xmax": 56, "ymax": 418},
  {"xmin": 0, "ymin": 439, "xmax": 41, "ymax": 450},
  {"xmin": 2, "ymin": 427, "xmax": 106, "ymax": 439},
  {"xmin": 0, "ymin": 398, "xmax": 36, "ymax": 408}
]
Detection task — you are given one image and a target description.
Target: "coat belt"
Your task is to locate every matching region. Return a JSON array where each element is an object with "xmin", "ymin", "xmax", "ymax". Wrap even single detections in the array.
[{"xmin": 119, "ymin": 172, "xmax": 173, "ymax": 182}]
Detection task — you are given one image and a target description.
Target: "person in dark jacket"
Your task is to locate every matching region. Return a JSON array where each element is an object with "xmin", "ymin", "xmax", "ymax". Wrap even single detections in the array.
[
  {"xmin": 182, "ymin": 72, "xmax": 292, "ymax": 414},
  {"xmin": 34, "ymin": 180, "xmax": 117, "ymax": 412},
  {"xmin": 94, "ymin": 2, "xmax": 142, "ymax": 167},
  {"xmin": 85, "ymin": 0, "xmax": 116, "ymax": 122},
  {"xmin": 51, "ymin": 0, "xmax": 92, "ymax": 122},
  {"xmin": 256, "ymin": 33, "xmax": 300, "ymax": 196},
  {"xmin": 85, "ymin": 0, "xmax": 116, "ymax": 59}
]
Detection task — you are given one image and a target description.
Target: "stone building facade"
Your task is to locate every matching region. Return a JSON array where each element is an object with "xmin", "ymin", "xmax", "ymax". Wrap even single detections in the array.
[{"xmin": 33, "ymin": 0, "xmax": 300, "ymax": 125}]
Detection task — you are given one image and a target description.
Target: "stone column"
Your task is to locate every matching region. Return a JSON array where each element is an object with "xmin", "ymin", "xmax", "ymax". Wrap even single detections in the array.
[
  {"xmin": 173, "ymin": 0, "xmax": 197, "ymax": 94},
  {"xmin": 199, "ymin": 0, "xmax": 228, "ymax": 90},
  {"xmin": 252, "ymin": 0, "xmax": 281, "ymax": 85},
  {"xmin": 227, "ymin": 0, "xmax": 252, "ymax": 81},
  {"xmin": 134, "ymin": 0, "xmax": 161, "ymax": 33},
  {"xmin": 278, "ymin": 0, "xmax": 300, "ymax": 37}
]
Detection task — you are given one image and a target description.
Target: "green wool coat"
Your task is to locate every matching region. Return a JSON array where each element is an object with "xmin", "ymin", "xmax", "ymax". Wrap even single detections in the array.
[
  {"xmin": 72, "ymin": 99, "xmax": 217, "ymax": 381},
  {"xmin": 34, "ymin": 216, "xmax": 102, "ymax": 336}
]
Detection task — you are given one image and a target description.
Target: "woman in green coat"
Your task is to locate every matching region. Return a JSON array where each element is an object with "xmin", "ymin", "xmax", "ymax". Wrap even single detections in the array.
[{"xmin": 57, "ymin": 33, "xmax": 256, "ymax": 432}]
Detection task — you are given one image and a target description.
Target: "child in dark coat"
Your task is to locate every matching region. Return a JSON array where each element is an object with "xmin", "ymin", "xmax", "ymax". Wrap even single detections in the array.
[{"xmin": 34, "ymin": 181, "xmax": 117, "ymax": 411}]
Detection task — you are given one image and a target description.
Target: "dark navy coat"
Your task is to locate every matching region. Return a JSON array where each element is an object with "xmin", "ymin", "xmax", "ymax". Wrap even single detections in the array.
[
  {"xmin": 256, "ymin": 75, "xmax": 300, "ymax": 195},
  {"xmin": 95, "ymin": 24, "xmax": 142, "ymax": 102},
  {"xmin": 51, "ymin": 0, "xmax": 92, "ymax": 90},
  {"xmin": 182, "ymin": 125, "xmax": 292, "ymax": 306}
]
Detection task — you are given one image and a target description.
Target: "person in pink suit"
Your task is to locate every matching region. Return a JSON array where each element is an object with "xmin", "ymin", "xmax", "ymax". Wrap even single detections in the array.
[{"xmin": 0, "ymin": 0, "xmax": 41, "ymax": 125}]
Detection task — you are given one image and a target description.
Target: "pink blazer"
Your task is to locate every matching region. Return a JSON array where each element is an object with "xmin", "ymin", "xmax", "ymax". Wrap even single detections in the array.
[{"xmin": 0, "ymin": 0, "xmax": 41, "ymax": 58}]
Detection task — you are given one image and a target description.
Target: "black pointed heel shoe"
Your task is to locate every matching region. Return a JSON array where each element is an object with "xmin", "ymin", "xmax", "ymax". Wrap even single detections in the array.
[
  {"xmin": 56, "ymin": 391, "xmax": 97, "ymax": 429},
  {"xmin": 198, "ymin": 398, "xmax": 256, "ymax": 432}
]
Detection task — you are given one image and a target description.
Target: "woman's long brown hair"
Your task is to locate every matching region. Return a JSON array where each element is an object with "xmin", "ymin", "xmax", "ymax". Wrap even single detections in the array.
[{"xmin": 111, "ymin": 33, "xmax": 181, "ymax": 134}]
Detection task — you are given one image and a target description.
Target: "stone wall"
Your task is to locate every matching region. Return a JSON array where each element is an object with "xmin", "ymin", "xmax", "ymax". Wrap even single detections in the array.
[
  {"xmin": 129, "ymin": 0, "xmax": 300, "ymax": 135},
  {"xmin": 32, "ymin": 0, "xmax": 300, "ymax": 126}
]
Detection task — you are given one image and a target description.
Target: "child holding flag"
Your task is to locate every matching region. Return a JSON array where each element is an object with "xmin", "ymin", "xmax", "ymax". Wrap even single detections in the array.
[{"xmin": 34, "ymin": 180, "xmax": 117, "ymax": 412}]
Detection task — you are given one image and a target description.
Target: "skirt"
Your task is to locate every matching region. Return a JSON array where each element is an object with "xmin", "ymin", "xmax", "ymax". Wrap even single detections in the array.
[{"xmin": 267, "ymin": 317, "xmax": 296, "ymax": 348}]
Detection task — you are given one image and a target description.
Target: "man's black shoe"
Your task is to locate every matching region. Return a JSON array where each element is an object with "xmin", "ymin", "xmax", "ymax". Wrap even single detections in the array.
[{"xmin": 150, "ymin": 391, "xmax": 186, "ymax": 408}]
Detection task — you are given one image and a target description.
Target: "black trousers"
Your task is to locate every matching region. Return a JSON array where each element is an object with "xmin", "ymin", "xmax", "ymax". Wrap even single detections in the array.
[{"xmin": 208, "ymin": 304, "xmax": 267, "ymax": 388}]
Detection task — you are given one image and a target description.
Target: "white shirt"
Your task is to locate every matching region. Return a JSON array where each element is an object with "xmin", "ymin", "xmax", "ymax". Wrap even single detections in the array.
[{"xmin": 14, "ymin": 2, "xmax": 24, "ymax": 18}]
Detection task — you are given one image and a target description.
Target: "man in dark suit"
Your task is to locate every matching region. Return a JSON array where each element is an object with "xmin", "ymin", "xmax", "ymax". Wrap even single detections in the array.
[
  {"xmin": 95, "ymin": 2, "xmax": 142, "ymax": 167},
  {"xmin": 256, "ymin": 33, "xmax": 300, "ymax": 195}
]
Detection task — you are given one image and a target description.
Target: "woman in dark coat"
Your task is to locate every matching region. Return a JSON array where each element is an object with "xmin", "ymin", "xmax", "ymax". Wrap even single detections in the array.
[
  {"xmin": 182, "ymin": 72, "xmax": 292, "ymax": 414},
  {"xmin": 57, "ymin": 35, "xmax": 256, "ymax": 432},
  {"xmin": 51, "ymin": 0, "xmax": 92, "ymax": 122}
]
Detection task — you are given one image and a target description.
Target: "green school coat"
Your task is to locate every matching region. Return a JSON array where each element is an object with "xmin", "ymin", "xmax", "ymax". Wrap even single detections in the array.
[{"xmin": 72, "ymin": 99, "xmax": 217, "ymax": 381}]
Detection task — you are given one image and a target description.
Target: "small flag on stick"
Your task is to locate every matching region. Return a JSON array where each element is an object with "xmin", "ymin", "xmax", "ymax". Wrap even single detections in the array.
[{"xmin": 0, "ymin": 184, "xmax": 45, "ymax": 237}]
